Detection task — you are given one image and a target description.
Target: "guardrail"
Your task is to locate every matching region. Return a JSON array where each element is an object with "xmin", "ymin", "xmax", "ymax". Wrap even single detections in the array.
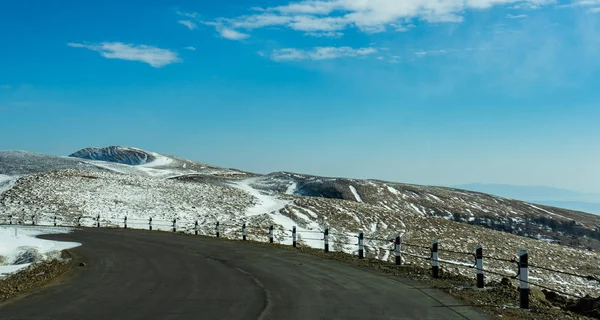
[{"xmin": 1, "ymin": 214, "xmax": 598, "ymax": 309}]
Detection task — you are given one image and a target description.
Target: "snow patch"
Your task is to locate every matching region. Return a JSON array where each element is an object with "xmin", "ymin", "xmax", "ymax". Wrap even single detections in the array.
[
  {"xmin": 409, "ymin": 203, "xmax": 424, "ymax": 215},
  {"xmin": 0, "ymin": 226, "xmax": 80, "ymax": 277},
  {"xmin": 141, "ymin": 153, "xmax": 173, "ymax": 168},
  {"xmin": 349, "ymin": 185, "xmax": 363, "ymax": 202},
  {"xmin": 386, "ymin": 185, "xmax": 401, "ymax": 195},
  {"xmin": 527, "ymin": 203, "xmax": 566, "ymax": 219},
  {"xmin": 0, "ymin": 174, "xmax": 17, "ymax": 195},
  {"xmin": 285, "ymin": 182, "xmax": 297, "ymax": 195},
  {"xmin": 230, "ymin": 178, "xmax": 291, "ymax": 216}
]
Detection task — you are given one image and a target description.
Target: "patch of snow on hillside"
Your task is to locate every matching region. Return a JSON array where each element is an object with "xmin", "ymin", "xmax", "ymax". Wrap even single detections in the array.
[
  {"xmin": 527, "ymin": 203, "xmax": 566, "ymax": 219},
  {"xmin": 349, "ymin": 185, "xmax": 363, "ymax": 202},
  {"xmin": 285, "ymin": 182, "xmax": 297, "ymax": 195},
  {"xmin": 0, "ymin": 174, "xmax": 17, "ymax": 195},
  {"xmin": 386, "ymin": 185, "xmax": 401, "ymax": 195},
  {"xmin": 141, "ymin": 153, "xmax": 173, "ymax": 168},
  {"xmin": 427, "ymin": 194, "xmax": 442, "ymax": 202},
  {"xmin": 409, "ymin": 203, "xmax": 424, "ymax": 215},
  {"xmin": 85, "ymin": 159, "xmax": 182, "ymax": 179},
  {"xmin": 231, "ymin": 178, "xmax": 291, "ymax": 216},
  {"xmin": 0, "ymin": 226, "xmax": 80, "ymax": 277}
]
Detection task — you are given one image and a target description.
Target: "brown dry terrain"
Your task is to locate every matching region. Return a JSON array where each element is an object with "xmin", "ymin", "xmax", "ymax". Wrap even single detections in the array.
[{"xmin": 0, "ymin": 251, "xmax": 71, "ymax": 303}]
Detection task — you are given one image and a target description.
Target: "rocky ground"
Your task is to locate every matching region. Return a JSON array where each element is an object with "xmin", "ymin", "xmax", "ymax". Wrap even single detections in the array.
[{"xmin": 0, "ymin": 251, "xmax": 72, "ymax": 303}]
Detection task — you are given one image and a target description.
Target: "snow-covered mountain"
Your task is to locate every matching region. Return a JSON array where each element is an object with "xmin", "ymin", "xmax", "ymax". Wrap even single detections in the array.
[
  {"xmin": 1, "ymin": 146, "xmax": 599, "ymax": 297},
  {"xmin": 70, "ymin": 146, "xmax": 157, "ymax": 166}
]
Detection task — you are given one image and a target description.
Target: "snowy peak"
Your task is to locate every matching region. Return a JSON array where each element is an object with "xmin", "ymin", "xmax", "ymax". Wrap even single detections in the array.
[{"xmin": 70, "ymin": 146, "xmax": 157, "ymax": 166}]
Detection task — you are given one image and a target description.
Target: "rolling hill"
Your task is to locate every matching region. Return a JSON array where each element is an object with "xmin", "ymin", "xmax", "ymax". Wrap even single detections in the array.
[{"xmin": 0, "ymin": 146, "xmax": 599, "ymax": 297}]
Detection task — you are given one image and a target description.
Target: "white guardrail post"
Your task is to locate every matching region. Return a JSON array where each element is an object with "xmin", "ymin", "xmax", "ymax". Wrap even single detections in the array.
[
  {"xmin": 242, "ymin": 223, "xmax": 247, "ymax": 241},
  {"xmin": 269, "ymin": 225, "xmax": 274, "ymax": 243},
  {"xmin": 519, "ymin": 249, "xmax": 529, "ymax": 309},
  {"xmin": 324, "ymin": 227, "xmax": 329, "ymax": 253},
  {"xmin": 476, "ymin": 244, "xmax": 484, "ymax": 288},
  {"xmin": 149, "ymin": 217, "xmax": 152, "ymax": 231},
  {"xmin": 292, "ymin": 226, "xmax": 297, "ymax": 248},
  {"xmin": 395, "ymin": 233, "xmax": 401, "ymax": 265},
  {"xmin": 358, "ymin": 230, "xmax": 364, "ymax": 259},
  {"xmin": 216, "ymin": 221, "xmax": 220, "ymax": 238},
  {"xmin": 431, "ymin": 239, "xmax": 439, "ymax": 278}
]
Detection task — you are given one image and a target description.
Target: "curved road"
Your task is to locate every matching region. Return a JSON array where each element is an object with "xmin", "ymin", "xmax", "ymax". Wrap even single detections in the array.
[{"xmin": 0, "ymin": 228, "xmax": 490, "ymax": 320}]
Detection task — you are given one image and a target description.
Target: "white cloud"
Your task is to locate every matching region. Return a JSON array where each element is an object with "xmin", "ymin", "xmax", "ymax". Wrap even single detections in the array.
[
  {"xmin": 176, "ymin": 11, "xmax": 200, "ymax": 19},
  {"xmin": 510, "ymin": 3, "xmax": 539, "ymax": 9},
  {"xmin": 588, "ymin": 6, "xmax": 600, "ymax": 11},
  {"xmin": 199, "ymin": 21, "xmax": 250, "ymax": 40},
  {"xmin": 304, "ymin": 31, "xmax": 344, "ymax": 37},
  {"xmin": 178, "ymin": 20, "xmax": 197, "ymax": 30},
  {"xmin": 67, "ymin": 42, "xmax": 181, "ymax": 67},
  {"xmin": 200, "ymin": 0, "xmax": 552, "ymax": 37},
  {"xmin": 219, "ymin": 28, "xmax": 250, "ymax": 40},
  {"xmin": 506, "ymin": 14, "xmax": 528, "ymax": 18},
  {"xmin": 557, "ymin": 0, "xmax": 600, "ymax": 8},
  {"xmin": 184, "ymin": 46, "xmax": 196, "ymax": 51},
  {"xmin": 415, "ymin": 49, "xmax": 448, "ymax": 56},
  {"xmin": 271, "ymin": 46, "xmax": 377, "ymax": 61}
]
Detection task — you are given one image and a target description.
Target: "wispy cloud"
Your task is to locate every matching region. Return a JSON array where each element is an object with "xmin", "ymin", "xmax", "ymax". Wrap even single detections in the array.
[
  {"xmin": 178, "ymin": 20, "xmax": 197, "ymax": 30},
  {"xmin": 588, "ymin": 6, "xmax": 600, "ymax": 12},
  {"xmin": 557, "ymin": 0, "xmax": 600, "ymax": 8},
  {"xmin": 271, "ymin": 46, "xmax": 377, "ymax": 61},
  {"xmin": 304, "ymin": 31, "xmax": 344, "ymax": 37},
  {"xmin": 176, "ymin": 11, "xmax": 200, "ymax": 19},
  {"xmin": 184, "ymin": 46, "xmax": 196, "ymax": 51},
  {"xmin": 199, "ymin": 21, "xmax": 250, "ymax": 40},
  {"xmin": 506, "ymin": 14, "xmax": 528, "ymax": 19},
  {"xmin": 196, "ymin": 0, "xmax": 552, "ymax": 38},
  {"xmin": 67, "ymin": 42, "xmax": 181, "ymax": 67},
  {"xmin": 510, "ymin": 3, "xmax": 539, "ymax": 9},
  {"xmin": 219, "ymin": 28, "xmax": 250, "ymax": 40},
  {"xmin": 391, "ymin": 23, "xmax": 416, "ymax": 32},
  {"xmin": 415, "ymin": 49, "xmax": 448, "ymax": 56}
]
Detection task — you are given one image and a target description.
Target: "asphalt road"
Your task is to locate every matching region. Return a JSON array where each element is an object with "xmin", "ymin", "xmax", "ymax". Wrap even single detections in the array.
[{"xmin": 0, "ymin": 228, "xmax": 491, "ymax": 320}]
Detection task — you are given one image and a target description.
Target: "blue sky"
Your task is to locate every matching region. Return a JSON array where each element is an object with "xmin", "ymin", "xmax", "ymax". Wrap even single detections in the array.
[{"xmin": 1, "ymin": 0, "xmax": 600, "ymax": 193}]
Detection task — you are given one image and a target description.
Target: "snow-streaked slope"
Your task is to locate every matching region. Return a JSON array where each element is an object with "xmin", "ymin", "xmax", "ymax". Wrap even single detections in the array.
[
  {"xmin": 0, "ymin": 149, "xmax": 247, "ymax": 180},
  {"xmin": 0, "ymin": 170, "xmax": 256, "ymax": 225},
  {"xmin": 0, "ymin": 151, "xmax": 107, "ymax": 176},
  {"xmin": 230, "ymin": 177, "xmax": 291, "ymax": 216},
  {"xmin": 349, "ymin": 185, "xmax": 362, "ymax": 202},
  {"xmin": 69, "ymin": 146, "xmax": 247, "ymax": 177},
  {"xmin": 252, "ymin": 172, "xmax": 600, "ymax": 238},
  {"xmin": 0, "ymin": 226, "xmax": 80, "ymax": 277},
  {"xmin": 70, "ymin": 146, "xmax": 155, "ymax": 166}
]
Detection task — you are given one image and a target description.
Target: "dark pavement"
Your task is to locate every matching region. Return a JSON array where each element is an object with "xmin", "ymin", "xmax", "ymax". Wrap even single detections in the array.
[{"xmin": 0, "ymin": 228, "xmax": 491, "ymax": 320}]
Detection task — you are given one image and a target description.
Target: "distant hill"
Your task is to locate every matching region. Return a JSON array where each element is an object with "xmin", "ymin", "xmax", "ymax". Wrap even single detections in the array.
[{"xmin": 454, "ymin": 183, "xmax": 600, "ymax": 214}]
